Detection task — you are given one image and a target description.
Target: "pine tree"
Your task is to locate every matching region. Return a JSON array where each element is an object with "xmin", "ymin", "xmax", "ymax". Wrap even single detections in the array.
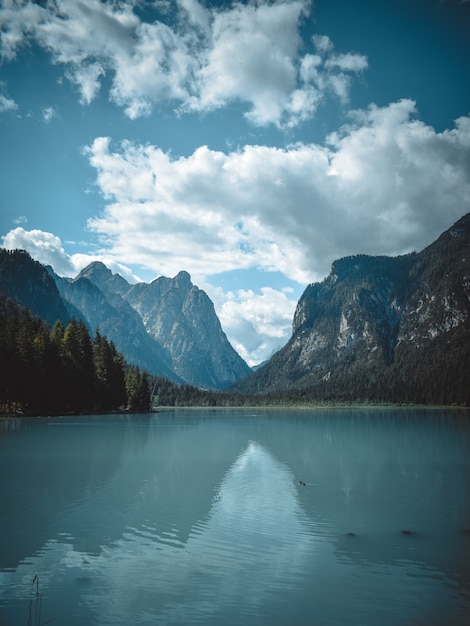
[
  {"xmin": 92, "ymin": 331, "xmax": 126, "ymax": 410},
  {"xmin": 125, "ymin": 367, "xmax": 150, "ymax": 411}
]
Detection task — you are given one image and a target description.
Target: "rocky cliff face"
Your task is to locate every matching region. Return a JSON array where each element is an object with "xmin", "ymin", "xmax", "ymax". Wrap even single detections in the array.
[
  {"xmin": 233, "ymin": 213, "xmax": 470, "ymax": 405},
  {"xmin": 0, "ymin": 251, "xmax": 250, "ymax": 389},
  {"xmin": 53, "ymin": 269, "xmax": 177, "ymax": 381},
  {"xmin": 0, "ymin": 249, "xmax": 70, "ymax": 326},
  {"xmin": 80, "ymin": 265, "xmax": 251, "ymax": 389}
]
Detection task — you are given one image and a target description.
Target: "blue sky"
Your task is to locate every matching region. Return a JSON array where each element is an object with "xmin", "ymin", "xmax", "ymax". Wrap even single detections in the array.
[{"xmin": 1, "ymin": 0, "xmax": 469, "ymax": 365}]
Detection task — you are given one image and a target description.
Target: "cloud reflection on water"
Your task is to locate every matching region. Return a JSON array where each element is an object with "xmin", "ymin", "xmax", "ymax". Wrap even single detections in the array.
[
  {"xmin": 80, "ymin": 441, "xmax": 316, "ymax": 624},
  {"xmin": 1, "ymin": 410, "xmax": 470, "ymax": 626}
]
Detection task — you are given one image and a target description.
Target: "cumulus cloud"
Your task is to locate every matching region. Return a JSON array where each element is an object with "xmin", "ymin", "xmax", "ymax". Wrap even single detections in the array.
[
  {"xmin": 1, "ymin": 227, "xmax": 154, "ymax": 283},
  {"xmin": 84, "ymin": 137, "xmax": 314, "ymax": 285},
  {"xmin": 189, "ymin": 0, "xmax": 304, "ymax": 125},
  {"xmin": 84, "ymin": 100, "xmax": 470, "ymax": 285},
  {"xmin": 0, "ymin": 0, "xmax": 367, "ymax": 127},
  {"xmin": 217, "ymin": 287, "xmax": 296, "ymax": 366},
  {"xmin": 42, "ymin": 105, "xmax": 57, "ymax": 123},
  {"xmin": 0, "ymin": 92, "xmax": 17, "ymax": 112},
  {"xmin": 3, "ymin": 100, "xmax": 470, "ymax": 364},
  {"xmin": 67, "ymin": 99, "xmax": 470, "ymax": 361},
  {"xmin": 1, "ymin": 227, "xmax": 78, "ymax": 276}
]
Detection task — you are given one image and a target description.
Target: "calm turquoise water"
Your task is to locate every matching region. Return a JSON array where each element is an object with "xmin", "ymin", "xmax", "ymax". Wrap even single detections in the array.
[{"xmin": 0, "ymin": 408, "xmax": 469, "ymax": 625}]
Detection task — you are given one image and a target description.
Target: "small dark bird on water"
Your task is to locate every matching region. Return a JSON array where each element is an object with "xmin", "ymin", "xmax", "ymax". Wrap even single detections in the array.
[{"xmin": 299, "ymin": 480, "xmax": 306, "ymax": 486}]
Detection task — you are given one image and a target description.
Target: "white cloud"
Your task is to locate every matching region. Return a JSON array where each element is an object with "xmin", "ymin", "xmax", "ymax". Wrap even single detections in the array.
[
  {"xmin": 312, "ymin": 34, "xmax": 333, "ymax": 54},
  {"xmin": 42, "ymin": 105, "xmax": 57, "ymax": 123},
  {"xmin": 76, "ymin": 100, "xmax": 470, "ymax": 362},
  {"xmin": 84, "ymin": 138, "xmax": 316, "ymax": 285},
  {"xmin": 84, "ymin": 100, "xmax": 470, "ymax": 284},
  {"xmin": 177, "ymin": 0, "xmax": 210, "ymax": 32},
  {"xmin": 217, "ymin": 287, "xmax": 296, "ymax": 366},
  {"xmin": 1, "ymin": 227, "xmax": 78, "ymax": 276},
  {"xmin": 1, "ymin": 227, "xmax": 153, "ymax": 283},
  {"xmin": 3, "ymin": 100, "xmax": 470, "ymax": 364},
  {"xmin": 0, "ymin": 0, "xmax": 43, "ymax": 61},
  {"xmin": 0, "ymin": 0, "xmax": 367, "ymax": 127},
  {"xmin": 68, "ymin": 62, "xmax": 104, "ymax": 105},
  {"xmin": 189, "ymin": 0, "xmax": 304, "ymax": 126},
  {"xmin": 0, "ymin": 92, "xmax": 17, "ymax": 112},
  {"xmin": 325, "ymin": 52, "xmax": 368, "ymax": 73}
]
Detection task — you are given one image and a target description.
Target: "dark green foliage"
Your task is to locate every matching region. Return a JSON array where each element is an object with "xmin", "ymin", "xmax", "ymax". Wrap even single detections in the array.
[
  {"xmin": 0, "ymin": 248, "xmax": 70, "ymax": 326},
  {"xmin": 93, "ymin": 330, "xmax": 127, "ymax": 410},
  {"xmin": 126, "ymin": 366, "xmax": 151, "ymax": 411},
  {"xmin": 0, "ymin": 295, "xmax": 146, "ymax": 415},
  {"xmin": 147, "ymin": 375, "xmax": 267, "ymax": 408}
]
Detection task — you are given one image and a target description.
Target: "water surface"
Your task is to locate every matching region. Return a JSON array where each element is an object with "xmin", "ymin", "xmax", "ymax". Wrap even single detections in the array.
[{"xmin": 1, "ymin": 408, "xmax": 469, "ymax": 625}]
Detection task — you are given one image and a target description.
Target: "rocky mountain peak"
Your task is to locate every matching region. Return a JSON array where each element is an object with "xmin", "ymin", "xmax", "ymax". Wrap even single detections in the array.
[
  {"xmin": 233, "ymin": 212, "xmax": 470, "ymax": 405},
  {"xmin": 123, "ymin": 271, "xmax": 250, "ymax": 389},
  {"xmin": 77, "ymin": 261, "xmax": 112, "ymax": 281},
  {"xmin": 77, "ymin": 261, "xmax": 131, "ymax": 297},
  {"xmin": 0, "ymin": 248, "xmax": 70, "ymax": 326},
  {"xmin": 174, "ymin": 270, "xmax": 191, "ymax": 287}
]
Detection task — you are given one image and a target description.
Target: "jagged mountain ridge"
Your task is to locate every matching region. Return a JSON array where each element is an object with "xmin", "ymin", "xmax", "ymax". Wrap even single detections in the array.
[
  {"xmin": 0, "ymin": 249, "xmax": 70, "ymax": 326},
  {"xmin": 77, "ymin": 264, "xmax": 251, "ymax": 389},
  {"xmin": 0, "ymin": 251, "xmax": 250, "ymax": 390},
  {"xmin": 52, "ymin": 270, "xmax": 177, "ymax": 382},
  {"xmin": 232, "ymin": 213, "xmax": 470, "ymax": 405},
  {"xmin": 2, "ymin": 213, "xmax": 469, "ymax": 402}
]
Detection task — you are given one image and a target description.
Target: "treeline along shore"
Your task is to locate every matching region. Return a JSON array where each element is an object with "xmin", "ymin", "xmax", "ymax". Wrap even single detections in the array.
[
  {"xmin": 1, "ymin": 291, "xmax": 469, "ymax": 416},
  {"xmin": 0, "ymin": 294, "xmax": 150, "ymax": 415}
]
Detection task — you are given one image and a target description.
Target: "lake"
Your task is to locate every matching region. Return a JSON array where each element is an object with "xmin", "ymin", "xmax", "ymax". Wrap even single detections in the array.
[{"xmin": 0, "ymin": 408, "xmax": 469, "ymax": 625}]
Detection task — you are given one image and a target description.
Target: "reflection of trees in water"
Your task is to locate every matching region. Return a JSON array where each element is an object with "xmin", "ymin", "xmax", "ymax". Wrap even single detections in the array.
[
  {"xmin": 2, "ymin": 409, "xmax": 470, "ymax": 589},
  {"xmin": 0, "ymin": 415, "xmax": 150, "ymax": 568},
  {"xmin": 1, "ymin": 409, "xmax": 470, "ymax": 625},
  {"xmin": 0, "ymin": 417, "xmax": 24, "ymax": 433},
  {"xmin": 262, "ymin": 408, "xmax": 470, "ymax": 580}
]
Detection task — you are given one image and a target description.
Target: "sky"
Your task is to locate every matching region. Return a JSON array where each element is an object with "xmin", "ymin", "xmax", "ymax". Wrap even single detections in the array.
[{"xmin": 1, "ymin": 0, "xmax": 469, "ymax": 366}]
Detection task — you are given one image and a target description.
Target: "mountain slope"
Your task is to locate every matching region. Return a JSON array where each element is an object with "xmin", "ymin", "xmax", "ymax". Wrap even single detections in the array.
[
  {"xmin": 80, "ymin": 263, "xmax": 251, "ymax": 389},
  {"xmin": 0, "ymin": 249, "xmax": 70, "ymax": 326},
  {"xmin": 0, "ymin": 251, "xmax": 250, "ymax": 389},
  {"xmin": 232, "ymin": 213, "xmax": 470, "ymax": 405},
  {"xmin": 53, "ymin": 270, "xmax": 177, "ymax": 381}
]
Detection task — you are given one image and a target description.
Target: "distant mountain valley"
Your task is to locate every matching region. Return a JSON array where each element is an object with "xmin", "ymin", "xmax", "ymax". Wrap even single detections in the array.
[{"xmin": 1, "ymin": 213, "xmax": 469, "ymax": 405}]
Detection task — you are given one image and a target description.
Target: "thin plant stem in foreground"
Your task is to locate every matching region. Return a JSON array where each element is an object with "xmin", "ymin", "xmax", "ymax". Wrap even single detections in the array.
[{"xmin": 27, "ymin": 575, "xmax": 53, "ymax": 626}]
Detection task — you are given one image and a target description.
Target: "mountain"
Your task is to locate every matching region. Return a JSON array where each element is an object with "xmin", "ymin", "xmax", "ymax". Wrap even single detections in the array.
[
  {"xmin": 0, "ymin": 250, "xmax": 250, "ymax": 390},
  {"xmin": 52, "ymin": 269, "xmax": 177, "ymax": 382},
  {"xmin": 0, "ymin": 249, "xmax": 70, "ymax": 326},
  {"xmin": 232, "ymin": 213, "xmax": 470, "ymax": 405},
  {"xmin": 75, "ymin": 263, "xmax": 251, "ymax": 389},
  {"xmin": 2, "ymin": 214, "xmax": 468, "ymax": 402}
]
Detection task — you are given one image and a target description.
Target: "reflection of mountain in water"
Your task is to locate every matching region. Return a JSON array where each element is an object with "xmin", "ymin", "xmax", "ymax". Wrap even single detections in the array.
[
  {"xmin": 202, "ymin": 440, "xmax": 312, "ymax": 555},
  {"xmin": 1, "ymin": 409, "xmax": 470, "ymax": 626},
  {"xmin": 8, "ymin": 439, "xmax": 315, "ymax": 626},
  {"xmin": 3, "ymin": 409, "xmax": 470, "ymax": 572}
]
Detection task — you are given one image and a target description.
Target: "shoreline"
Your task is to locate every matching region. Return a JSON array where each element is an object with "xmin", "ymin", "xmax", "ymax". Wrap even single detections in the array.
[{"xmin": 2, "ymin": 403, "xmax": 469, "ymax": 420}]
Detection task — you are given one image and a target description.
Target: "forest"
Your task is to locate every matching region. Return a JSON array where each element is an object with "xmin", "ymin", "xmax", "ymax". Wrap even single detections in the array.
[
  {"xmin": 1, "ymin": 289, "xmax": 469, "ymax": 415},
  {"xmin": 0, "ymin": 294, "xmax": 150, "ymax": 415}
]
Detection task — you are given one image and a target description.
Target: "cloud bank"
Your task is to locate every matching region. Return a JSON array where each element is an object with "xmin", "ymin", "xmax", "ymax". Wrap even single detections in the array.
[
  {"xmin": 0, "ymin": 0, "xmax": 366, "ymax": 127},
  {"xmin": 1, "ymin": 227, "xmax": 78, "ymax": 275},
  {"xmin": 83, "ymin": 99, "xmax": 470, "ymax": 284}
]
